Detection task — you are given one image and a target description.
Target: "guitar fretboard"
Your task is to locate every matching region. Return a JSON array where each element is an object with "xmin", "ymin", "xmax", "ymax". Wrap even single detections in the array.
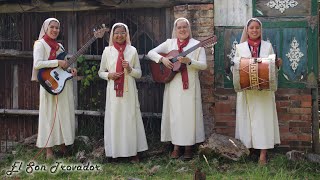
[
  {"xmin": 171, "ymin": 36, "xmax": 215, "ymax": 62},
  {"xmin": 180, "ymin": 43, "xmax": 201, "ymax": 57},
  {"xmin": 66, "ymin": 36, "xmax": 97, "ymax": 67},
  {"xmin": 171, "ymin": 43, "xmax": 201, "ymax": 63}
]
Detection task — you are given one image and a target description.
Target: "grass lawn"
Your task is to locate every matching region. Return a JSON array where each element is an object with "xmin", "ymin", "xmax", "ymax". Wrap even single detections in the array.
[{"xmin": 1, "ymin": 144, "xmax": 319, "ymax": 180}]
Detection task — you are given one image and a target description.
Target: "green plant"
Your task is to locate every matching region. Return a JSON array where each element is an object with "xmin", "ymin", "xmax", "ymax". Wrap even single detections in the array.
[
  {"xmin": 77, "ymin": 56, "xmax": 104, "ymax": 111},
  {"xmin": 2, "ymin": 146, "xmax": 320, "ymax": 179},
  {"xmin": 77, "ymin": 56, "xmax": 99, "ymax": 94}
]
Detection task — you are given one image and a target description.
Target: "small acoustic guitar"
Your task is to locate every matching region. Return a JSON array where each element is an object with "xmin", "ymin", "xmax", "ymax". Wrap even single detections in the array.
[
  {"xmin": 149, "ymin": 35, "xmax": 217, "ymax": 83},
  {"xmin": 37, "ymin": 24, "xmax": 109, "ymax": 95}
]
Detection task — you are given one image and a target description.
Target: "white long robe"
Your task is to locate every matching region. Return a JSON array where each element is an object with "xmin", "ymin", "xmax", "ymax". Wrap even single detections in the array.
[
  {"xmin": 233, "ymin": 40, "xmax": 280, "ymax": 149},
  {"xmin": 32, "ymin": 39, "xmax": 75, "ymax": 148},
  {"xmin": 99, "ymin": 45, "xmax": 148, "ymax": 158},
  {"xmin": 147, "ymin": 38, "xmax": 207, "ymax": 146}
]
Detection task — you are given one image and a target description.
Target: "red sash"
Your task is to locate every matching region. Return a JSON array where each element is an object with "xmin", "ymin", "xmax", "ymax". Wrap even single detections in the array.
[
  {"xmin": 113, "ymin": 41, "xmax": 127, "ymax": 97},
  {"xmin": 177, "ymin": 38, "xmax": 190, "ymax": 89},
  {"xmin": 43, "ymin": 34, "xmax": 59, "ymax": 60},
  {"xmin": 247, "ymin": 37, "xmax": 261, "ymax": 58}
]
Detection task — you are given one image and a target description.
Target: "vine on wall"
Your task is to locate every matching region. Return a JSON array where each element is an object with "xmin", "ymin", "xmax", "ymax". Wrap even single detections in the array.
[{"xmin": 77, "ymin": 56, "xmax": 105, "ymax": 111}]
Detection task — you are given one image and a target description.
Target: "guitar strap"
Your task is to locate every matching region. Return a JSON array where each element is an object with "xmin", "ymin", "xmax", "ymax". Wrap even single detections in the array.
[{"xmin": 58, "ymin": 43, "xmax": 65, "ymax": 52}]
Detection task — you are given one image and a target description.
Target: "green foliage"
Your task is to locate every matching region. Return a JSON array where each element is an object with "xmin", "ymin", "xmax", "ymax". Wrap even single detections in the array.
[
  {"xmin": 2, "ymin": 144, "xmax": 320, "ymax": 179},
  {"xmin": 77, "ymin": 56, "xmax": 104, "ymax": 111},
  {"xmin": 77, "ymin": 56, "xmax": 100, "ymax": 94}
]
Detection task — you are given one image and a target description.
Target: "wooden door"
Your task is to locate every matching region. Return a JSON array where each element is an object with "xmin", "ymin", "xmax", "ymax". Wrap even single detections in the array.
[{"xmin": 214, "ymin": 0, "xmax": 318, "ymax": 89}]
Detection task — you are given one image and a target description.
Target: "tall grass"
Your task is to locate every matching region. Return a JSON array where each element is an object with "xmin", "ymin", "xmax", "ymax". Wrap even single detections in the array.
[{"xmin": 1, "ymin": 144, "xmax": 319, "ymax": 179}]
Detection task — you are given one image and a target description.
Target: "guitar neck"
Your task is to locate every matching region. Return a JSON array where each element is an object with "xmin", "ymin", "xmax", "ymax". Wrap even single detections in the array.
[
  {"xmin": 180, "ymin": 43, "xmax": 201, "ymax": 57},
  {"xmin": 172, "ymin": 43, "xmax": 201, "ymax": 62},
  {"xmin": 66, "ymin": 36, "xmax": 97, "ymax": 67}
]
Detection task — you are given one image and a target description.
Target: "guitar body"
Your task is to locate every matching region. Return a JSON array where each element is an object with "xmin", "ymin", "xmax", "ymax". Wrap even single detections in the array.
[
  {"xmin": 37, "ymin": 52, "xmax": 73, "ymax": 95},
  {"xmin": 36, "ymin": 24, "xmax": 109, "ymax": 95},
  {"xmin": 149, "ymin": 50, "xmax": 183, "ymax": 83},
  {"xmin": 38, "ymin": 67, "xmax": 73, "ymax": 95},
  {"xmin": 149, "ymin": 35, "xmax": 217, "ymax": 83}
]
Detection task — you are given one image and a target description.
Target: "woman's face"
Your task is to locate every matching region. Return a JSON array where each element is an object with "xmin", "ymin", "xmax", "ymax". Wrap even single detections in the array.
[
  {"xmin": 113, "ymin": 26, "xmax": 127, "ymax": 44},
  {"xmin": 175, "ymin": 20, "xmax": 190, "ymax": 41},
  {"xmin": 46, "ymin": 21, "xmax": 60, "ymax": 39},
  {"xmin": 247, "ymin": 21, "xmax": 261, "ymax": 40}
]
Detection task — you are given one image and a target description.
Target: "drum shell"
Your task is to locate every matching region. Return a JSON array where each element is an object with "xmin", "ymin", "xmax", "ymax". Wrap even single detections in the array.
[{"xmin": 232, "ymin": 54, "xmax": 277, "ymax": 92}]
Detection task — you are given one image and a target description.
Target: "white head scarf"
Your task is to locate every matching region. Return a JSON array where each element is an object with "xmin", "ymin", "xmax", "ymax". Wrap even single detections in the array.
[
  {"xmin": 108, "ymin": 22, "xmax": 131, "ymax": 46},
  {"xmin": 38, "ymin": 18, "xmax": 60, "ymax": 40},
  {"xmin": 240, "ymin": 18, "xmax": 262, "ymax": 43},
  {"xmin": 171, "ymin": 17, "xmax": 192, "ymax": 39}
]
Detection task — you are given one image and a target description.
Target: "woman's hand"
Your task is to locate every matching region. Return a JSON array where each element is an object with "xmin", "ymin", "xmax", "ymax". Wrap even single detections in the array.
[
  {"xmin": 108, "ymin": 72, "xmax": 124, "ymax": 80},
  {"xmin": 276, "ymin": 58, "xmax": 282, "ymax": 68},
  {"xmin": 71, "ymin": 68, "xmax": 77, "ymax": 77},
  {"xmin": 177, "ymin": 56, "xmax": 191, "ymax": 64},
  {"xmin": 122, "ymin": 60, "xmax": 132, "ymax": 73},
  {"xmin": 161, "ymin": 57, "xmax": 173, "ymax": 69},
  {"xmin": 58, "ymin": 60, "xmax": 68, "ymax": 69}
]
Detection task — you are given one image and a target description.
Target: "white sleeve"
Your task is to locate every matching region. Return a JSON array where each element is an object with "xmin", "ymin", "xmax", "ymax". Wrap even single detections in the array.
[
  {"xmin": 147, "ymin": 39, "xmax": 171, "ymax": 63},
  {"xmin": 33, "ymin": 41, "xmax": 59, "ymax": 69},
  {"xmin": 98, "ymin": 47, "xmax": 110, "ymax": 81},
  {"xmin": 128, "ymin": 48, "xmax": 142, "ymax": 79},
  {"xmin": 269, "ymin": 43, "xmax": 275, "ymax": 55},
  {"xmin": 188, "ymin": 47, "xmax": 207, "ymax": 70}
]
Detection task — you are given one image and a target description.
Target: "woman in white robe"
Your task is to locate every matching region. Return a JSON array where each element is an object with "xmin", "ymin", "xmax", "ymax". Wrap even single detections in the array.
[
  {"xmin": 233, "ymin": 18, "xmax": 281, "ymax": 165},
  {"xmin": 99, "ymin": 23, "xmax": 148, "ymax": 161},
  {"xmin": 32, "ymin": 18, "xmax": 76, "ymax": 159},
  {"xmin": 147, "ymin": 18, "xmax": 207, "ymax": 159}
]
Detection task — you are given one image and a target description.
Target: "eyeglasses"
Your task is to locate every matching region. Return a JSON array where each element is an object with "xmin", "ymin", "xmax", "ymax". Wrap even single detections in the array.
[{"xmin": 114, "ymin": 32, "xmax": 127, "ymax": 35}]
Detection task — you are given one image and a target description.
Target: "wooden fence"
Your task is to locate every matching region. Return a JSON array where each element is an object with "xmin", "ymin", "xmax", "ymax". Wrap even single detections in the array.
[{"xmin": 0, "ymin": 9, "xmax": 172, "ymax": 152}]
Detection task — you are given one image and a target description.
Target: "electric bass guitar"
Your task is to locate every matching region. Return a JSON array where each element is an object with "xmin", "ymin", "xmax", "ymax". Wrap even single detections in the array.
[
  {"xmin": 149, "ymin": 35, "xmax": 217, "ymax": 83},
  {"xmin": 38, "ymin": 24, "xmax": 108, "ymax": 95}
]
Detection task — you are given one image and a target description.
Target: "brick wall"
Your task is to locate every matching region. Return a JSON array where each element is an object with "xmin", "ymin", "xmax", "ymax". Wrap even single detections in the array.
[
  {"xmin": 173, "ymin": 4, "xmax": 215, "ymax": 136},
  {"xmin": 213, "ymin": 89, "xmax": 236, "ymax": 136},
  {"xmin": 276, "ymin": 89, "xmax": 313, "ymax": 150},
  {"xmin": 173, "ymin": 3, "xmax": 313, "ymax": 150},
  {"xmin": 213, "ymin": 88, "xmax": 313, "ymax": 151}
]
